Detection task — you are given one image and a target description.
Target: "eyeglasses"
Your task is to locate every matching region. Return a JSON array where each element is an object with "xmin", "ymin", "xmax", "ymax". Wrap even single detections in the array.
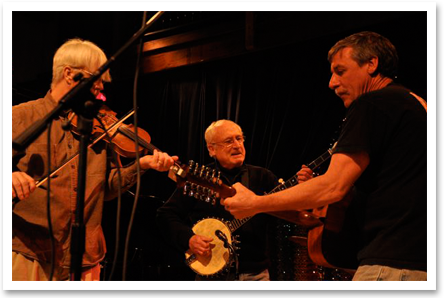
[
  {"xmin": 71, "ymin": 67, "xmax": 103, "ymax": 84},
  {"xmin": 70, "ymin": 67, "xmax": 94, "ymax": 78},
  {"xmin": 69, "ymin": 66, "xmax": 90, "ymax": 74},
  {"xmin": 212, "ymin": 135, "xmax": 245, "ymax": 149},
  {"xmin": 80, "ymin": 69, "xmax": 94, "ymax": 76}
]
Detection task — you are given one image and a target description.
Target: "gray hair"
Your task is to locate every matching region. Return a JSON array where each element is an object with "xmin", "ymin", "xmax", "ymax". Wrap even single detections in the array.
[{"xmin": 328, "ymin": 31, "xmax": 398, "ymax": 79}]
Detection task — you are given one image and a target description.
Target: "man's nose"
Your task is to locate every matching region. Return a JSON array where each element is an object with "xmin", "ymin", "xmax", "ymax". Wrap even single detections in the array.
[
  {"xmin": 90, "ymin": 80, "xmax": 104, "ymax": 96},
  {"xmin": 232, "ymin": 139, "xmax": 242, "ymax": 148},
  {"xmin": 94, "ymin": 79, "xmax": 104, "ymax": 91},
  {"xmin": 329, "ymin": 74, "xmax": 339, "ymax": 90}
]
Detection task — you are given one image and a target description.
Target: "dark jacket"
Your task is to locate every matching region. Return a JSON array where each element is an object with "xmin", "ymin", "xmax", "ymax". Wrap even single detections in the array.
[{"xmin": 156, "ymin": 161, "xmax": 278, "ymax": 273}]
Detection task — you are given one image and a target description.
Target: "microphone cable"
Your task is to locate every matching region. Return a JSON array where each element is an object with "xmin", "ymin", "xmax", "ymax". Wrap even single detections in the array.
[{"xmin": 122, "ymin": 11, "xmax": 147, "ymax": 281}]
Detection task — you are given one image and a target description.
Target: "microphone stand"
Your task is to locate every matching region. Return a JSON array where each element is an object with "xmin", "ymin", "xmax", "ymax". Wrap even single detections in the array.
[
  {"xmin": 70, "ymin": 96, "xmax": 101, "ymax": 281},
  {"xmin": 12, "ymin": 11, "xmax": 165, "ymax": 281}
]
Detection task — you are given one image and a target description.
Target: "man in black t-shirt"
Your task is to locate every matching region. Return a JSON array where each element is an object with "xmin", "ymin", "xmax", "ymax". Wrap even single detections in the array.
[{"xmin": 221, "ymin": 31, "xmax": 427, "ymax": 281}]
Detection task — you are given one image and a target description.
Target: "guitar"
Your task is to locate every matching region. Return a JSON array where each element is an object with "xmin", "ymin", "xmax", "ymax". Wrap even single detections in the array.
[
  {"xmin": 269, "ymin": 144, "xmax": 359, "ymax": 270},
  {"xmin": 307, "ymin": 189, "xmax": 360, "ymax": 270},
  {"xmin": 311, "ymin": 103, "xmax": 426, "ymax": 270},
  {"xmin": 168, "ymin": 146, "xmax": 335, "ymax": 276}
]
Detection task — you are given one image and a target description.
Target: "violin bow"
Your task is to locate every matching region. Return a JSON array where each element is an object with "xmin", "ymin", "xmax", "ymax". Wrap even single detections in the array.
[{"xmin": 35, "ymin": 109, "xmax": 135, "ymax": 188}]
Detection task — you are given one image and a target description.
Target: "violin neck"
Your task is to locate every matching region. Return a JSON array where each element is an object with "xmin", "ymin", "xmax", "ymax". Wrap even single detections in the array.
[
  {"xmin": 117, "ymin": 125, "xmax": 182, "ymax": 169},
  {"xmin": 117, "ymin": 126, "xmax": 159, "ymax": 153}
]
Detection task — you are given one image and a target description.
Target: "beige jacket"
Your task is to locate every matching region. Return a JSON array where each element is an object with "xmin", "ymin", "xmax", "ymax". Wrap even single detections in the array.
[{"xmin": 12, "ymin": 92, "xmax": 144, "ymax": 268}]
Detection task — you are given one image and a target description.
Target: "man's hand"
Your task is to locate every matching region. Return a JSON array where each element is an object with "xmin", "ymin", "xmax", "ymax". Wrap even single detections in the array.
[
  {"xmin": 139, "ymin": 149, "xmax": 179, "ymax": 172},
  {"xmin": 297, "ymin": 165, "xmax": 314, "ymax": 183},
  {"xmin": 221, "ymin": 165, "xmax": 313, "ymax": 220},
  {"xmin": 220, "ymin": 182, "xmax": 259, "ymax": 219},
  {"xmin": 12, "ymin": 171, "xmax": 36, "ymax": 201},
  {"xmin": 189, "ymin": 234, "xmax": 213, "ymax": 256}
]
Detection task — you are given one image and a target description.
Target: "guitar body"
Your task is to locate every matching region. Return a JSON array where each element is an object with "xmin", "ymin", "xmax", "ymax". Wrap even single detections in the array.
[
  {"xmin": 307, "ymin": 191, "xmax": 360, "ymax": 270},
  {"xmin": 185, "ymin": 218, "xmax": 233, "ymax": 276}
]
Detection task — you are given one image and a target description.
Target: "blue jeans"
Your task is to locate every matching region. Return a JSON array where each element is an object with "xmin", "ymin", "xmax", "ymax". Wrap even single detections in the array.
[{"xmin": 352, "ymin": 265, "xmax": 427, "ymax": 281}]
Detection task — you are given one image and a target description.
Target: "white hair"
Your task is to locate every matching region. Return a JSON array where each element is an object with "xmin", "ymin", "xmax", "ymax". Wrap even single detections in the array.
[
  {"xmin": 51, "ymin": 38, "xmax": 111, "ymax": 89},
  {"xmin": 204, "ymin": 119, "xmax": 243, "ymax": 144}
]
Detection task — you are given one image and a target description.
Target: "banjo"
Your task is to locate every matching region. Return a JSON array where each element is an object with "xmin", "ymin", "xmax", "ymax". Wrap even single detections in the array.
[
  {"xmin": 169, "ymin": 160, "xmax": 239, "ymax": 276},
  {"xmin": 184, "ymin": 217, "xmax": 236, "ymax": 276},
  {"xmin": 169, "ymin": 148, "xmax": 333, "ymax": 276}
]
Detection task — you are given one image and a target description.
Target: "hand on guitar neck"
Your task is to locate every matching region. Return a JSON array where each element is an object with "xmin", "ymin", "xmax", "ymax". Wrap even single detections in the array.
[
  {"xmin": 220, "ymin": 146, "xmax": 335, "ymax": 225},
  {"xmin": 296, "ymin": 165, "xmax": 314, "ymax": 184},
  {"xmin": 220, "ymin": 183, "xmax": 258, "ymax": 218},
  {"xmin": 219, "ymin": 167, "xmax": 322, "ymax": 227}
]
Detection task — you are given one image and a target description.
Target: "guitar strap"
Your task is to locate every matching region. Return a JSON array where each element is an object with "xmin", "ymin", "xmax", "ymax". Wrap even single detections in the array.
[
  {"xmin": 390, "ymin": 85, "xmax": 427, "ymax": 113},
  {"xmin": 410, "ymin": 91, "xmax": 427, "ymax": 113}
]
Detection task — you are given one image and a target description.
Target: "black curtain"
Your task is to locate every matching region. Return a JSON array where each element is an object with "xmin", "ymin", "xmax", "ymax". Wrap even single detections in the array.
[
  {"xmin": 113, "ymin": 42, "xmax": 346, "ymax": 280},
  {"xmin": 134, "ymin": 41, "xmax": 345, "ymax": 185}
]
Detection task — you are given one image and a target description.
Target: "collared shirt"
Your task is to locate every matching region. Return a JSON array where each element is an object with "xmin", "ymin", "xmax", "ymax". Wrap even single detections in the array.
[{"xmin": 12, "ymin": 92, "xmax": 145, "ymax": 269}]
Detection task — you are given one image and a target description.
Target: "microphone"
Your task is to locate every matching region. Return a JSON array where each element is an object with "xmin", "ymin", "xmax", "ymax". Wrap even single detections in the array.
[
  {"xmin": 215, "ymin": 229, "xmax": 239, "ymax": 279},
  {"xmin": 61, "ymin": 92, "xmax": 106, "ymax": 131},
  {"xmin": 215, "ymin": 229, "xmax": 229, "ymax": 248}
]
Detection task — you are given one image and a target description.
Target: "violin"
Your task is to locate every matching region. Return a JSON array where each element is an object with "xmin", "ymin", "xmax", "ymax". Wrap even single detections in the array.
[
  {"xmin": 69, "ymin": 104, "xmax": 154, "ymax": 159},
  {"xmin": 35, "ymin": 103, "xmax": 160, "ymax": 188}
]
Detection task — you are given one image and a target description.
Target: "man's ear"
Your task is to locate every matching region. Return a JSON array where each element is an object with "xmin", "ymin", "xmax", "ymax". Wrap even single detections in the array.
[
  {"xmin": 367, "ymin": 56, "xmax": 379, "ymax": 76},
  {"xmin": 63, "ymin": 66, "xmax": 74, "ymax": 85},
  {"xmin": 207, "ymin": 144, "xmax": 216, "ymax": 158}
]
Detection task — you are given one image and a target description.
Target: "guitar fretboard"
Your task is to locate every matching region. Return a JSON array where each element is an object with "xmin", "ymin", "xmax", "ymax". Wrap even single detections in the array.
[
  {"xmin": 308, "ymin": 149, "xmax": 333, "ymax": 171},
  {"xmin": 227, "ymin": 147, "xmax": 333, "ymax": 232}
]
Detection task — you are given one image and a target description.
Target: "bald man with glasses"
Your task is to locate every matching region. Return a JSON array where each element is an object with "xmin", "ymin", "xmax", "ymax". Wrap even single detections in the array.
[{"xmin": 156, "ymin": 120, "xmax": 279, "ymax": 281}]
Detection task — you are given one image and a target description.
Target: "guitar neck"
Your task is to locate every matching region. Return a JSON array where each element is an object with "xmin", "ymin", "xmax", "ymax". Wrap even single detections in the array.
[
  {"xmin": 228, "ymin": 216, "xmax": 253, "ymax": 232},
  {"xmin": 228, "ymin": 147, "xmax": 333, "ymax": 232},
  {"xmin": 268, "ymin": 147, "xmax": 333, "ymax": 195},
  {"xmin": 307, "ymin": 148, "xmax": 333, "ymax": 170}
]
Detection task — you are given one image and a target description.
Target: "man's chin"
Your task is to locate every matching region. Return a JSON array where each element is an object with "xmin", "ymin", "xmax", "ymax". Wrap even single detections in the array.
[{"xmin": 231, "ymin": 158, "xmax": 245, "ymax": 167}]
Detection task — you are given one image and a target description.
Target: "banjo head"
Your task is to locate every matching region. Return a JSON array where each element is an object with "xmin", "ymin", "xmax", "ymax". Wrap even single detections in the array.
[{"xmin": 185, "ymin": 218, "xmax": 233, "ymax": 276}]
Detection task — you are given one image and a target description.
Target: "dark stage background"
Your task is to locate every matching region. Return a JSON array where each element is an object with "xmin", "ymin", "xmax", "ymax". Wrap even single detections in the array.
[{"xmin": 12, "ymin": 11, "xmax": 427, "ymax": 281}]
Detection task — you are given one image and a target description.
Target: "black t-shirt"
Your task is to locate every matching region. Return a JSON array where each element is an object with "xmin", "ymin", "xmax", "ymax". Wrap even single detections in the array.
[{"xmin": 333, "ymin": 84, "xmax": 427, "ymax": 271}]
